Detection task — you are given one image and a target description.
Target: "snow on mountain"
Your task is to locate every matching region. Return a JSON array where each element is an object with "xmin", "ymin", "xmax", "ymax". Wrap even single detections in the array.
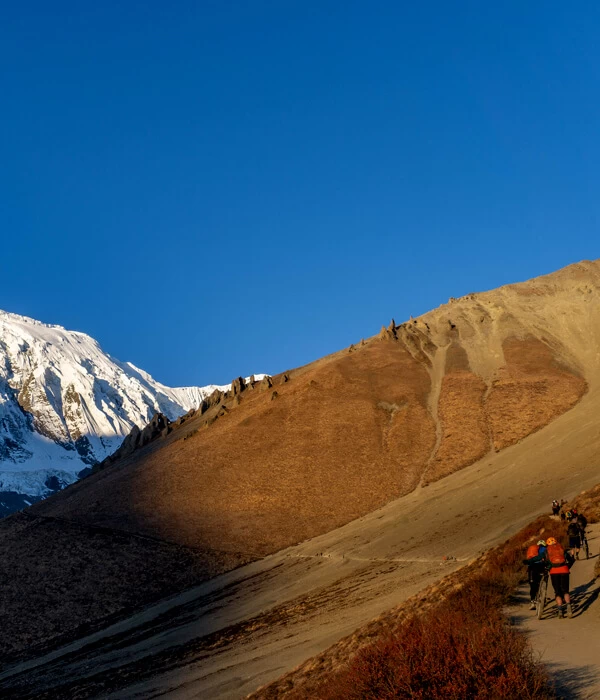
[{"xmin": 0, "ymin": 310, "xmax": 259, "ymax": 503}]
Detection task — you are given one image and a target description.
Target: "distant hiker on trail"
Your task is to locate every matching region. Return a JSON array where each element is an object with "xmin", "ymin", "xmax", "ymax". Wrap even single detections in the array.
[
  {"xmin": 552, "ymin": 500, "xmax": 560, "ymax": 516},
  {"xmin": 523, "ymin": 540, "xmax": 547, "ymax": 610},
  {"xmin": 544, "ymin": 536, "xmax": 575, "ymax": 618},
  {"xmin": 567, "ymin": 518, "xmax": 582, "ymax": 559}
]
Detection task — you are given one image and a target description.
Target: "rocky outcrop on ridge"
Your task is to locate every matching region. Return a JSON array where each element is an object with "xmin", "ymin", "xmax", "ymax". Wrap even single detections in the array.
[{"xmin": 94, "ymin": 376, "xmax": 271, "ymax": 471}]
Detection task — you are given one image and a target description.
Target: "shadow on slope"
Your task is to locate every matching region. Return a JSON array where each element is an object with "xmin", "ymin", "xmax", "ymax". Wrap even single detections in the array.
[{"xmin": 0, "ymin": 511, "xmax": 244, "ymax": 664}]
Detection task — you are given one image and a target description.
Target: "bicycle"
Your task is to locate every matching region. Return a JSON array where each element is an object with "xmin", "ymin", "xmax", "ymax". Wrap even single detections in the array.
[
  {"xmin": 581, "ymin": 530, "xmax": 590, "ymax": 559},
  {"xmin": 536, "ymin": 568, "xmax": 549, "ymax": 620}
]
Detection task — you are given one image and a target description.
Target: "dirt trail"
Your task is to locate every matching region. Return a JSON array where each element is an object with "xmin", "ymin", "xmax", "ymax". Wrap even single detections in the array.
[{"xmin": 511, "ymin": 524, "xmax": 600, "ymax": 700}]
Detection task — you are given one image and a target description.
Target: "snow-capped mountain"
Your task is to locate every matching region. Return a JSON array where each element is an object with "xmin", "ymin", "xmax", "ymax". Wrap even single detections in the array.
[{"xmin": 0, "ymin": 310, "xmax": 239, "ymax": 512}]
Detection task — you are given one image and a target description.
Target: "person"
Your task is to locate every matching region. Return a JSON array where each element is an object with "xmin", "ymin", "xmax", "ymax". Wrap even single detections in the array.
[
  {"xmin": 577, "ymin": 512, "xmax": 588, "ymax": 552},
  {"xmin": 552, "ymin": 500, "xmax": 560, "ymax": 516},
  {"xmin": 544, "ymin": 536, "xmax": 575, "ymax": 618},
  {"xmin": 567, "ymin": 517, "xmax": 582, "ymax": 559},
  {"xmin": 523, "ymin": 540, "xmax": 547, "ymax": 610}
]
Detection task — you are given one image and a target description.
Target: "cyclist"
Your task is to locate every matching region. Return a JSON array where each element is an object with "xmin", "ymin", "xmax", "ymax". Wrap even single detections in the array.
[
  {"xmin": 544, "ymin": 536, "xmax": 575, "ymax": 618},
  {"xmin": 523, "ymin": 539, "xmax": 547, "ymax": 610},
  {"xmin": 567, "ymin": 517, "xmax": 582, "ymax": 559},
  {"xmin": 552, "ymin": 500, "xmax": 560, "ymax": 516}
]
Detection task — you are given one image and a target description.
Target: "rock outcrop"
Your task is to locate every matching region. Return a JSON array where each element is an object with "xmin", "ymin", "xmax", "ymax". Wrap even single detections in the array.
[{"xmin": 95, "ymin": 412, "xmax": 172, "ymax": 470}]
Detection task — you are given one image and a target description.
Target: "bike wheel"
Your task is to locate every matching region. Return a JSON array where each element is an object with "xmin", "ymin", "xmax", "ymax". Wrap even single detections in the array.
[{"xmin": 537, "ymin": 576, "xmax": 548, "ymax": 620}]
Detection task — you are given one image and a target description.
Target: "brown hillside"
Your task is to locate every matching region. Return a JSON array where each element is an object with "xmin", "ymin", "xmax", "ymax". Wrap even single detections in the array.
[
  {"xmin": 34, "ymin": 261, "xmax": 594, "ymax": 557},
  {"xmin": 1, "ymin": 258, "xmax": 599, "ymax": 664}
]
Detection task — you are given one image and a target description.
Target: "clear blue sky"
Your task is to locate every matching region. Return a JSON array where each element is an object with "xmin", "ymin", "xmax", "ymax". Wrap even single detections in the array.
[{"xmin": 1, "ymin": 2, "xmax": 599, "ymax": 387}]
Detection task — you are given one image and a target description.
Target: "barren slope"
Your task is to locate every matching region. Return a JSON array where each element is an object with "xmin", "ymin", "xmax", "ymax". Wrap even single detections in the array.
[
  {"xmin": 1, "ymin": 259, "xmax": 600, "ymax": 689},
  {"xmin": 33, "ymin": 261, "xmax": 596, "ymax": 555}
]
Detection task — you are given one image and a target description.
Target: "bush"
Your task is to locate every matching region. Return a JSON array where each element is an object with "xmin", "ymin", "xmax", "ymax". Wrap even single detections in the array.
[{"xmin": 314, "ymin": 610, "xmax": 550, "ymax": 700}]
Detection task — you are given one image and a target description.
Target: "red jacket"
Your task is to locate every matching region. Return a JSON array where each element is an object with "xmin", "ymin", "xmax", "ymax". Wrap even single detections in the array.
[{"xmin": 545, "ymin": 543, "xmax": 572, "ymax": 575}]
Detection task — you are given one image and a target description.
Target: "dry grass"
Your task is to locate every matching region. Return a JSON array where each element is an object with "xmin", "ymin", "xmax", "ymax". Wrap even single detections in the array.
[
  {"xmin": 486, "ymin": 337, "xmax": 586, "ymax": 451},
  {"xmin": 566, "ymin": 482, "xmax": 600, "ymax": 524},
  {"xmin": 304, "ymin": 610, "xmax": 550, "ymax": 700},
  {"xmin": 425, "ymin": 370, "xmax": 488, "ymax": 483}
]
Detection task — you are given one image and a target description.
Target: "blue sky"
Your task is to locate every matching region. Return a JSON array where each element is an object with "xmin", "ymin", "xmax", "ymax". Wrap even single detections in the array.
[{"xmin": 1, "ymin": 2, "xmax": 599, "ymax": 387}]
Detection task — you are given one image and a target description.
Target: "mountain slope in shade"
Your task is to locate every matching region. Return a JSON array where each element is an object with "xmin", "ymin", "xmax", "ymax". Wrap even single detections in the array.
[{"xmin": 0, "ymin": 310, "xmax": 237, "ymax": 508}]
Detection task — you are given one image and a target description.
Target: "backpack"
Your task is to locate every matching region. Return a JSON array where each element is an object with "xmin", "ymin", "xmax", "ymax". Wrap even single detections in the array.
[
  {"xmin": 526, "ymin": 544, "xmax": 539, "ymax": 559},
  {"xmin": 546, "ymin": 543, "xmax": 566, "ymax": 567},
  {"xmin": 567, "ymin": 522, "xmax": 580, "ymax": 537}
]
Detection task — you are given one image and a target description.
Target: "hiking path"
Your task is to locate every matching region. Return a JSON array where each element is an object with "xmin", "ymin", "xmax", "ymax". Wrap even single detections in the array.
[{"xmin": 511, "ymin": 523, "xmax": 600, "ymax": 700}]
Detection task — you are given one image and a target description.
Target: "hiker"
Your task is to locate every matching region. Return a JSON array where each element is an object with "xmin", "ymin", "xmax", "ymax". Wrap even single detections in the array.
[
  {"xmin": 523, "ymin": 539, "xmax": 547, "ymax": 610},
  {"xmin": 552, "ymin": 500, "xmax": 560, "ymax": 516},
  {"xmin": 567, "ymin": 518, "xmax": 582, "ymax": 559},
  {"xmin": 544, "ymin": 536, "xmax": 575, "ymax": 618}
]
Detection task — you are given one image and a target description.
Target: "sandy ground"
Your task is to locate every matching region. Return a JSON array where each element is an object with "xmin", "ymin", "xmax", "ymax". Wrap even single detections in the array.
[
  {"xmin": 1, "ymin": 384, "xmax": 600, "ymax": 698},
  {"xmin": 510, "ymin": 524, "xmax": 600, "ymax": 700}
]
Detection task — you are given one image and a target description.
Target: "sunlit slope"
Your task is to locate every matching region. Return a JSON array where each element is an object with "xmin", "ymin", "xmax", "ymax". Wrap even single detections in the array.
[{"xmin": 33, "ymin": 260, "xmax": 599, "ymax": 559}]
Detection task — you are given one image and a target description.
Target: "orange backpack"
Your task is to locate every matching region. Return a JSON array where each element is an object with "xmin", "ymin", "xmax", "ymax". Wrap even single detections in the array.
[
  {"xmin": 546, "ymin": 543, "xmax": 566, "ymax": 567},
  {"xmin": 526, "ymin": 544, "xmax": 539, "ymax": 559}
]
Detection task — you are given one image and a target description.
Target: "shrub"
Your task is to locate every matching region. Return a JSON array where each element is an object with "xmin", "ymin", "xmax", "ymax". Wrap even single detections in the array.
[{"xmin": 314, "ymin": 610, "xmax": 550, "ymax": 700}]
